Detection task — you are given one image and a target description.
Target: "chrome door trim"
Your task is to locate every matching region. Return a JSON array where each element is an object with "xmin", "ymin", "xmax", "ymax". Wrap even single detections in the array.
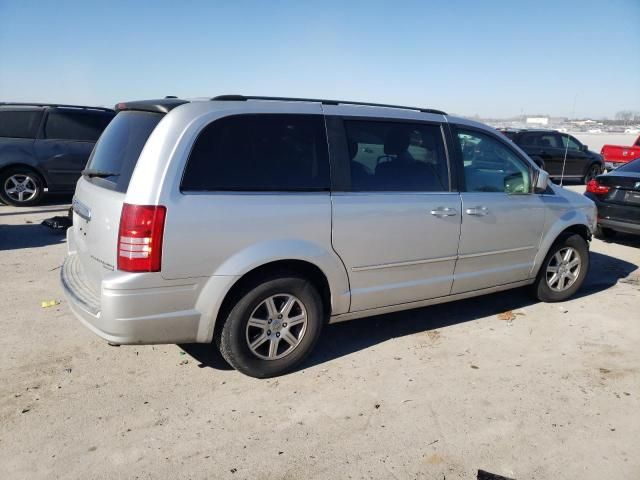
[
  {"xmin": 352, "ymin": 255, "xmax": 458, "ymax": 272},
  {"xmin": 458, "ymin": 245, "xmax": 535, "ymax": 260},
  {"xmin": 72, "ymin": 197, "xmax": 91, "ymax": 222}
]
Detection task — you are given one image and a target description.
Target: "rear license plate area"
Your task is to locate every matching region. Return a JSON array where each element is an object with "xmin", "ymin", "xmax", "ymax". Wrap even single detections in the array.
[{"xmin": 624, "ymin": 191, "xmax": 640, "ymax": 205}]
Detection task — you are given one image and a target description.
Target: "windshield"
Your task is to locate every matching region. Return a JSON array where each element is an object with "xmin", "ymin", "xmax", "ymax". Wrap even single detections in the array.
[
  {"xmin": 617, "ymin": 157, "xmax": 640, "ymax": 173},
  {"xmin": 85, "ymin": 111, "xmax": 163, "ymax": 192}
]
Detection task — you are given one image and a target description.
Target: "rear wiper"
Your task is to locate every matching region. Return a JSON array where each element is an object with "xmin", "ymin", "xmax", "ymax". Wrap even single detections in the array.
[{"xmin": 82, "ymin": 169, "xmax": 120, "ymax": 178}]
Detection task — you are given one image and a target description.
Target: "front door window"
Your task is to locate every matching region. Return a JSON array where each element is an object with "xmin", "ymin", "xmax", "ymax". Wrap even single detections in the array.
[{"xmin": 457, "ymin": 129, "xmax": 531, "ymax": 194}]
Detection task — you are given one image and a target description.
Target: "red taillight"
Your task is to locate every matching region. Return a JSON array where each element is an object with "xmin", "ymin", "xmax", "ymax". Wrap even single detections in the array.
[
  {"xmin": 586, "ymin": 179, "xmax": 610, "ymax": 195},
  {"xmin": 117, "ymin": 204, "xmax": 166, "ymax": 272}
]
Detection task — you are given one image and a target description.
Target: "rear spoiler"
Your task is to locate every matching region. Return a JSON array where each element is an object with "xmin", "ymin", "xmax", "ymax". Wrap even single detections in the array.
[{"xmin": 115, "ymin": 98, "xmax": 189, "ymax": 114}]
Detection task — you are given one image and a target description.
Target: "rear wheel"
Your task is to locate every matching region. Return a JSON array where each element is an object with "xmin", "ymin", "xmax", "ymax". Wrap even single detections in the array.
[
  {"xmin": 595, "ymin": 226, "xmax": 616, "ymax": 239},
  {"xmin": 583, "ymin": 164, "xmax": 601, "ymax": 184},
  {"xmin": 0, "ymin": 167, "xmax": 45, "ymax": 206},
  {"xmin": 216, "ymin": 275, "xmax": 324, "ymax": 378},
  {"xmin": 532, "ymin": 234, "xmax": 589, "ymax": 302}
]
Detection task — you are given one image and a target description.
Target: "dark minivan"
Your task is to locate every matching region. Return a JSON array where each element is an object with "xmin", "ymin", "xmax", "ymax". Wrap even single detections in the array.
[{"xmin": 0, "ymin": 103, "xmax": 115, "ymax": 206}]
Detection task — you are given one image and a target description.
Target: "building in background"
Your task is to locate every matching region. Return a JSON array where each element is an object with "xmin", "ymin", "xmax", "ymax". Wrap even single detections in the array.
[{"xmin": 526, "ymin": 117, "xmax": 549, "ymax": 126}]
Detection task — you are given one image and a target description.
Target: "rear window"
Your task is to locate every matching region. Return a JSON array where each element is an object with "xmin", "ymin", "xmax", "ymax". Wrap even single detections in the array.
[
  {"xmin": 518, "ymin": 133, "xmax": 537, "ymax": 146},
  {"xmin": 0, "ymin": 110, "xmax": 42, "ymax": 138},
  {"xmin": 499, "ymin": 130, "xmax": 516, "ymax": 140},
  {"xmin": 44, "ymin": 110, "xmax": 113, "ymax": 142},
  {"xmin": 85, "ymin": 111, "xmax": 163, "ymax": 192},
  {"xmin": 181, "ymin": 114, "xmax": 330, "ymax": 192},
  {"xmin": 617, "ymin": 158, "xmax": 640, "ymax": 173}
]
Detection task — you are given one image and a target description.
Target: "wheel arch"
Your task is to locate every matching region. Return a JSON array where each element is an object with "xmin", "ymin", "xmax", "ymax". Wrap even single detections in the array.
[
  {"xmin": 0, "ymin": 162, "xmax": 49, "ymax": 188},
  {"xmin": 532, "ymin": 222, "xmax": 591, "ymax": 278},
  {"xmin": 208, "ymin": 259, "xmax": 336, "ymax": 345},
  {"xmin": 583, "ymin": 160, "xmax": 603, "ymax": 179}
]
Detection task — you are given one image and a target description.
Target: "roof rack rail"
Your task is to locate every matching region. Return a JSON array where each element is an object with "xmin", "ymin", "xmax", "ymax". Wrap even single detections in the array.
[
  {"xmin": 211, "ymin": 95, "xmax": 447, "ymax": 115},
  {"xmin": 0, "ymin": 102, "xmax": 114, "ymax": 112}
]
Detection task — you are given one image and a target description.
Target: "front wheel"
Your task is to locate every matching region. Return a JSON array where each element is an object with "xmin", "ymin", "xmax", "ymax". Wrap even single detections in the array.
[
  {"xmin": 216, "ymin": 275, "xmax": 324, "ymax": 378},
  {"xmin": 532, "ymin": 234, "xmax": 589, "ymax": 302},
  {"xmin": 0, "ymin": 167, "xmax": 45, "ymax": 206}
]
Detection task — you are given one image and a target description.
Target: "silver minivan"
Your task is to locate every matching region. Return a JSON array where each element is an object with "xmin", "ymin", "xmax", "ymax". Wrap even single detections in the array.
[{"xmin": 62, "ymin": 95, "xmax": 597, "ymax": 377}]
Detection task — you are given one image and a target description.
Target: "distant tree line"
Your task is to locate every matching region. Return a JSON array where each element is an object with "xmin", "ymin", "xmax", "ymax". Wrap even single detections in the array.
[{"xmin": 614, "ymin": 111, "xmax": 640, "ymax": 123}]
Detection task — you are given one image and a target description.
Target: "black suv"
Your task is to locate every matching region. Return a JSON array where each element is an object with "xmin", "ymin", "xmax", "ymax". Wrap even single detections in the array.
[
  {"xmin": 500, "ymin": 129, "xmax": 604, "ymax": 184},
  {"xmin": 0, "ymin": 103, "xmax": 115, "ymax": 206}
]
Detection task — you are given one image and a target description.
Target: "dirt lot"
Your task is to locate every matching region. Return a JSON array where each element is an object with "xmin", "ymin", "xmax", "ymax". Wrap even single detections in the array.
[{"xmin": 1, "ymin": 189, "xmax": 639, "ymax": 480}]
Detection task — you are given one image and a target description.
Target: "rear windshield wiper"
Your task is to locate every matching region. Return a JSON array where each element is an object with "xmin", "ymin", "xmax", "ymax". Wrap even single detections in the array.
[{"xmin": 82, "ymin": 169, "xmax": 120, "ymax": 178}]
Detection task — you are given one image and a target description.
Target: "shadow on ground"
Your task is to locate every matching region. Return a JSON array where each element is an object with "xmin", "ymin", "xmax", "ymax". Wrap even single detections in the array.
[
  {"xmin": 596, "ymin": 232, "xmax": 640, "ymax": 249},
  {"xmin": 182, "ymin": 250, "xmax": 638, "ymax": 373},
  {"xmin": 0, "ymin": 194, "xmax": 71, "ymax": 219},
  {"xmin": 0, "ymin": 223, "xmax": 67, "ymax": 250}
]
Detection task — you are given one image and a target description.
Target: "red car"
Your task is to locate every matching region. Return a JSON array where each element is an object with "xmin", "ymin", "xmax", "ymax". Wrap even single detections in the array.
[{"xmin": 600, "ymin": 134, "xmax": 640, "ymax": 170}]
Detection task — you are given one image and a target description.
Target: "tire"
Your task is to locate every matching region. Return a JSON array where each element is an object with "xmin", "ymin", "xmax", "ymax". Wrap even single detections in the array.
[
  {"xmin": 583, "ymin": 163, "xmax": 601, "ymax": 184},
  {"xmin": 594, "ymin": 226, "xmax": 616, "ymax": 239},
  {"xmin": 0, "ymin": 167, "xmax": 45, "ymax": 206},
  {"xmin": 216, "ymin": 275, "xmax": 324, "ymax": 378},
  {"xmin": 532, "ymin": 233, "xmax": 589, "ymax": 302}
]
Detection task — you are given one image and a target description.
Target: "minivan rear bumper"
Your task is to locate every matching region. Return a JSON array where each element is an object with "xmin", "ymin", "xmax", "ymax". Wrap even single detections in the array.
[{"xmin": 61, "ymin": 253, "xmax": 204, "ymax": 344}]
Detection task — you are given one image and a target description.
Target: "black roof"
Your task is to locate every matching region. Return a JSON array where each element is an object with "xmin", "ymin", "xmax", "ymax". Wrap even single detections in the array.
[{"xmin": 0, "ymin": 102, "xmax": 114, "ymax": 112}]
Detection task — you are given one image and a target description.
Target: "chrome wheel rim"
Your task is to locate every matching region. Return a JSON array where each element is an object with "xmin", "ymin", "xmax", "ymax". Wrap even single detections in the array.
[
  {"xmin": 245, "ymin": 293, "xmax": 308, "ymax": 360},
  {"xmin": 546, "ymin": 247, "xmax": 581, "ymax": 292},
  {"xmin": 4, "ymin": 174, "xmax": 38, "ymax": 203}
]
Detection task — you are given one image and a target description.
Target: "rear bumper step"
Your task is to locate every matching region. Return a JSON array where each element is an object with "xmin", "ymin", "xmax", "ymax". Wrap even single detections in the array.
[
  {"xmin": 61, "ymin": 254, "xmax": 202, "ymax": 344},
  {"xmin": 61, "ymin": 254, "xmax": 100, "ymax": 315}
]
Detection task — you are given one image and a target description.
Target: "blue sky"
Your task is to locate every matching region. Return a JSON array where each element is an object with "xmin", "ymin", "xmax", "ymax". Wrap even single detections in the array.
[{"xmin": 1, "ymin": 0, "xmax": 638, "ymax": 118}]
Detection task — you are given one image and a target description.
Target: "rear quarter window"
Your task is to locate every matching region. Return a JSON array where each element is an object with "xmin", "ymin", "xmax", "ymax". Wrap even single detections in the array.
[
  {"xmin": 45, "ymin": 110, "xmax": 114, "ymax": 142},
  {"xmin": 0, "ymin": 110, "xmax": 42, "ymax": 138},
  {"xmin": 181, "ymin": 114, "xmax": 330, "ymax": 192},
  {"xmin": 499, "ymin": 131, "xmax": 516, "ymax": 141},
  {"xmin": 618, "ymin": 158, "xmax": 640, "ymax": 173}
]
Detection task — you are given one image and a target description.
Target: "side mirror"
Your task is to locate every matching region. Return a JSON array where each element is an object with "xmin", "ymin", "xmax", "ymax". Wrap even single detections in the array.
[
  {"xmin": 535, "ymin": 169, "xmax": 549, "ymax": 192},
  {"xmin": 581, "ymin": 144, "xmax": 588, "ymax": 152}
]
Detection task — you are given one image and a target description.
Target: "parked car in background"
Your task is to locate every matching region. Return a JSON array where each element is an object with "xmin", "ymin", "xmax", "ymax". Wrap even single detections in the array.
[
  {"xmin": 62, "ymin": 95, "xmax": 596, "ymax": 378},
  {"xmin": 600, "ymin": 134, "xmax": 640, "ymax": 171},
  {"xmin": 0, "ymin": 103, "xmax": 115, "ymax": 206},
  {"xmin": 500, "ymin": 128, "xmax": 604, "ymax": 183},
  {"xmin": 585, "ymin": 157, "xmax": 640, "ymax": 238}
]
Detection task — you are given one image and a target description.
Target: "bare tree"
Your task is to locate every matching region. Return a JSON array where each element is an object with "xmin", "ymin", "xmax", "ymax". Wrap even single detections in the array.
[{"xmin": 615, "ymin": 110, "xmax": 633, "ymax": 122}]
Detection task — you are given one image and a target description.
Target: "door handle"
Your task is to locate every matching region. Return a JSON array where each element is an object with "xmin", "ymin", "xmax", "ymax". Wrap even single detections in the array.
[
  {"xmin": 430, "ymin": 207, "xmax": 458, "ymax": 217},
  {"xmin": 465, "ymin": 206, "xmax": 489, "ymax": 216}
]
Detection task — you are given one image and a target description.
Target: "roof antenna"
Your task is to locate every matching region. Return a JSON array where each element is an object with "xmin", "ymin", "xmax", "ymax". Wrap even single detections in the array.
[{"xmin": 559, "ymin": 93, "xmax": 578, "ymax": 187}]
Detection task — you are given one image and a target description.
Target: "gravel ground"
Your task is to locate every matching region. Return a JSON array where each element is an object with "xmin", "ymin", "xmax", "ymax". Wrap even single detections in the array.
[{"xmin": 1, "ymin": 188, "xmax": 639, "ymax": 480}]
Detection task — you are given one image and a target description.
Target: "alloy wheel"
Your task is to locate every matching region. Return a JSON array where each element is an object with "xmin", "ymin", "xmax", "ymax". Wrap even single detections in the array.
[
  {"xmin": 585, "ymin": 165, "xmax": 600, "ymax": 183},
  {"xmin": 4, "ymin": 174, "xmax": 38, "ymax": 203},
  {"xmin": 546, "ymin": 247, "xmax": 581, "ymax": 292},
  {"xmin": 245, "ymin": 293, "xmax": 308, "ymax": 360}
]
